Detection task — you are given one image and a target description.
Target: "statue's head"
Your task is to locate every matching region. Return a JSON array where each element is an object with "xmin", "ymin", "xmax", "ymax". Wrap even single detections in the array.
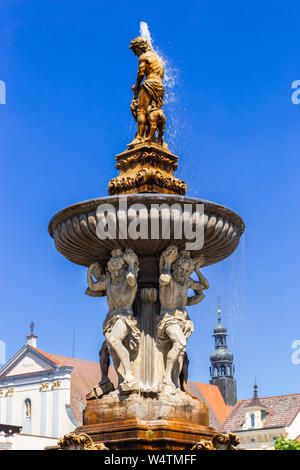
[
  {"xmin": 107, "ymin": 249, "xmax": 126, "ymax": 282},
  {"xmin": 172, "ymin": 254, "xmax": 194, "ymax": 285},
  {"xmin": 129, "ymin": 36, "xmax": 152, "ymax": 56}
]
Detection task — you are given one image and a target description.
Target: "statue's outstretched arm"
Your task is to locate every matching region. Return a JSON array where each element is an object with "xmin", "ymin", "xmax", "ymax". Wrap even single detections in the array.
[
  {"xmin": 193, "ymin": 268, "xmax": 209, "ymax": 290},
  {"xmin": 86, "ymin": 262, "xmax": 106, "ymax": 297},
  {"xmin": 187, "ymin": 291, "xmax": 205, "ymax": 306},
  {"xmin": 186, "ymin": 269, "xmax": 209, "ymax": 306}
]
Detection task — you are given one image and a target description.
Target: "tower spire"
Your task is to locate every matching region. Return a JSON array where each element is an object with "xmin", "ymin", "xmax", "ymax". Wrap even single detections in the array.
[
  {"xmin": 246, "ymin": 380, "xmax": 265, "ymax": 409},
  {"xmin": 209, "ymin": 302, "xmax": 237, "ymax": 405}
]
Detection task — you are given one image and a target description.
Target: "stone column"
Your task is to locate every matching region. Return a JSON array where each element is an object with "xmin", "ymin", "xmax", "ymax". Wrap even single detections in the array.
[{"xmin": 133, "ymin": 256, "xmax": 160, "ymax": 393}]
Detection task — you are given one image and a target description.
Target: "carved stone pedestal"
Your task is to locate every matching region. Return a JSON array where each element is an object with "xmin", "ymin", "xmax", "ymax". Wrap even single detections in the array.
[
  {"xmin": 75, "ymin": 392, "xmax": 215, "ymax": 450},
  {"xmin": 108, "ymin": 143, "xmax": 187, "ymax": 196}
]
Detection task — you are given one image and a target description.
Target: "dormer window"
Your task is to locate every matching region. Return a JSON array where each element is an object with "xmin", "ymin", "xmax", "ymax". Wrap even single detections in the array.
[{"xmin": 250, "ymin": 413, "xmax": 255, "ymax": 428}]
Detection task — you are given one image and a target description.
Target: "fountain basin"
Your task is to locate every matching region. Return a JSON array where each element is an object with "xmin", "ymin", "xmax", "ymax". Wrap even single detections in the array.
[{"xmin": 48, "ymin": 194, "xmax": 244, "ymax": 268}]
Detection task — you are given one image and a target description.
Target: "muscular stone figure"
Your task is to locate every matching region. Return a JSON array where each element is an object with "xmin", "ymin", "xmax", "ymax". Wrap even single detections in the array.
[
  {"xmin": 157, "ymin": 246, "xmax": 209, "ymax": 392},
  {"xmin": 128, "ymin": 36, "xmax": 166, "ymax": 147},
  {"xmin": 86, "ymin": 249, "xmax": 140, "ymax": 392}
]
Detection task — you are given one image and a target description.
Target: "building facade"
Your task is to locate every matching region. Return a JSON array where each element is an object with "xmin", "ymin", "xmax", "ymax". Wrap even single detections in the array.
[{"xmin": 221, "ymin": 384, "xmax": 300, "ymax": 449}]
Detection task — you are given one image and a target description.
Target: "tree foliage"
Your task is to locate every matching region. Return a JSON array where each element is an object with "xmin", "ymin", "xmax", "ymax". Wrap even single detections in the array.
[{"xmin": 274, "ymin": 436, "xmax": 300, "ymax": 450}]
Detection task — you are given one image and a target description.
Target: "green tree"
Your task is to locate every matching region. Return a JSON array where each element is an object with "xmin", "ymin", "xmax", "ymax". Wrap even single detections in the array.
[{"xmin": 274, "ymin": 436, "xmax": 300, "ymax": 450}]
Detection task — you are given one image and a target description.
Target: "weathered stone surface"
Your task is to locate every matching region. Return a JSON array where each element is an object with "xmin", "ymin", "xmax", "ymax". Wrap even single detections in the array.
[{"xmin": 75, "ymin": 391, "xmax": 214, "ymax": 450}]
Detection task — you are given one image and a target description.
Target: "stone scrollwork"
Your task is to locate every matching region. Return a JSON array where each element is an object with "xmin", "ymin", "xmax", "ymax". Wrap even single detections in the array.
[
  {"xmin": 86, "ymin": 249, "xmax": 140, "ymax": 393},
  {"xmin": 191, "ymin": 432, "xmax": 240, "ymax": 451},
  {"xmin": 157, "ymin": 246, "xmax": 209, "ymax": 393},
  {"xmin": 58, "ymin": 432, "xmax": 109, "ymax": 451}
]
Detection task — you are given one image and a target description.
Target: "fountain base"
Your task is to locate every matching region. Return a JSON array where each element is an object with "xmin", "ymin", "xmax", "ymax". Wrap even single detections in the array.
[{"xmin": 75, "ymin": 391, "xmax": 215, "ymax": 450}]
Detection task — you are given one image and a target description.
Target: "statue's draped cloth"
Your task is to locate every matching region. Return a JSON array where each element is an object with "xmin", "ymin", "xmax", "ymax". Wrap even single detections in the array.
[
  {"xmin": 142, "ymin": 78, "xmax": 165, "ymax": 108},
  {"xmin": 156, "ymin": 307, "xmax": 194, "ymax": 348},
  {"xmin": 103, "ymin": 310, "xmax": 140, "ymax": 352}
]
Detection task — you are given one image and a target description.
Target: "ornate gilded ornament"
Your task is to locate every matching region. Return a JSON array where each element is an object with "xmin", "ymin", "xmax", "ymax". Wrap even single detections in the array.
[
  {"xmin": 108, "ymin": 145, "xmax": 187, "ymax": 196},
  {"xmin": 191, "ymin": 432, "xmax": 240, "ymax": 450},
  {"xmin": 58, "ymin": 432, "xmax": 109, "ymax": 450}
]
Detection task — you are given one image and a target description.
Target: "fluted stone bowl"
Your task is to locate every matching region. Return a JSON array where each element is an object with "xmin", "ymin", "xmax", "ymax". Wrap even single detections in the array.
[{"xmin": 48, "ymin": 194, "xmax": 244, "ymax": 268}]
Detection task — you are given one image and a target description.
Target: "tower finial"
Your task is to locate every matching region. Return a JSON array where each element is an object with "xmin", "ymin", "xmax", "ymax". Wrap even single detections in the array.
[
  {"xmin": 254, "ymin": 379, "xmax": 258, "ymax": 399},
  {"xmin": 26, "ymin": 321, "xmax": 37, "ymax": 347},
  {"xmin": 217, "ymin": 296, "xmax": 221, "ymax": 322}
]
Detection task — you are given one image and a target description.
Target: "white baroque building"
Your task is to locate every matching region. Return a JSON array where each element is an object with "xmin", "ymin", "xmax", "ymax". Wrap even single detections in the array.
[{"xmin": 0, "ymin": 332, "xmax": 105, "ymax": 450}]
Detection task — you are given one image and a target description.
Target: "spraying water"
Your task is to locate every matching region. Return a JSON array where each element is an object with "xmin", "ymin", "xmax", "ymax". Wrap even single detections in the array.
[
  {"xmin": 139, "ymin": 22, "xmax": 153, "ymax": 48},
  {"xmin": 139, "ymin": 21, "xmax": 180, "ymax": 149}
]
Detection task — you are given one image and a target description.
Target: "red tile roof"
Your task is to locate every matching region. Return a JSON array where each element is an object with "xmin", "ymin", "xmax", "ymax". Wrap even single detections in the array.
[
  {"xmin": 49, "ymin": 353, "xmax": 118, "ymax": 426},
  {"xmin": 221, "ymin": 393, "xmax": 300, "ymax": 432},
  {"xmin": 186, "ymin": 382, "xmax": 232, "ymax": 429},
  {"xmin": 196, "ymin": 383, "xmax": 233, "ymax": 423},
  {"xmin": 31, "ymin": 347, "xmax": 64, "ymax": 366}
]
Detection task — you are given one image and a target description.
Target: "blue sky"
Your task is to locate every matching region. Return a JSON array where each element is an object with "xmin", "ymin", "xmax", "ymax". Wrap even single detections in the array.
[{"xmin": 1, "ymin": 0, "xmax": 300, "ymax": 400}]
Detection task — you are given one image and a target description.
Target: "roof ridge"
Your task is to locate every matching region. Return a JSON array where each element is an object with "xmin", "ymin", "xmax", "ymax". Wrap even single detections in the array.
[
  {"xmin": 50, "ymin": 353, "xmax": 99, "ymax": 364},
  {"xmin": 238, "ymin": 392, "xmax": 300, "ymax": 402},
  {"xmin": 29, "ymin": 346, "xmax": 63, "ymax": 366}
]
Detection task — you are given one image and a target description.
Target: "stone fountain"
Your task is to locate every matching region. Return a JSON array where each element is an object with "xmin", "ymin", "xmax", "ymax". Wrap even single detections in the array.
[{"xmin": 49, "ymin": 35, "xmax": 244, "ymax": 450}]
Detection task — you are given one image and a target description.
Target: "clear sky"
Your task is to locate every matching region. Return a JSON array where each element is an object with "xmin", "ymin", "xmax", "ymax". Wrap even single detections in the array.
[{"xmin": 1, "ymin": 0, "xmax": 299, "ymax": 400}]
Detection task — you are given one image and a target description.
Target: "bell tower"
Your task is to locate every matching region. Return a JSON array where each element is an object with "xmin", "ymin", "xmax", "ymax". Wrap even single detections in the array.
[{"xmin": 209, "ymin": 304, "xmax": 237, "ymax": 406}]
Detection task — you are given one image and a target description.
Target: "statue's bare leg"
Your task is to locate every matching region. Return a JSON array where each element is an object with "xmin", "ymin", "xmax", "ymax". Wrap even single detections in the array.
[
  {"xmin": 161, "ymin": 323, "xmax": 186, "ymax": 388},
  {"xmin": 172, "ymin": 349, "xmax": 185, "ymax": 388},
  {"xmin": 106, "ymin": 319, "xmax": 135, "ymax": 386},
  {"xmin": 127, "ymin": 89, "xmax": 151, "ymax": 146},
  {"xmin": 158, "ymin": 115, "xmax": 166, "ymax": 145},
  {"xmin": 179, "ymin": 352, "xmax": 189, "ymax": 392},
  {"xmin": 99, "ymin": 340, "xmax": 110, "ymax": 384},
  {"xmin": 145, "ymin": 124, "xmax": 157, "ymax": 142}
]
